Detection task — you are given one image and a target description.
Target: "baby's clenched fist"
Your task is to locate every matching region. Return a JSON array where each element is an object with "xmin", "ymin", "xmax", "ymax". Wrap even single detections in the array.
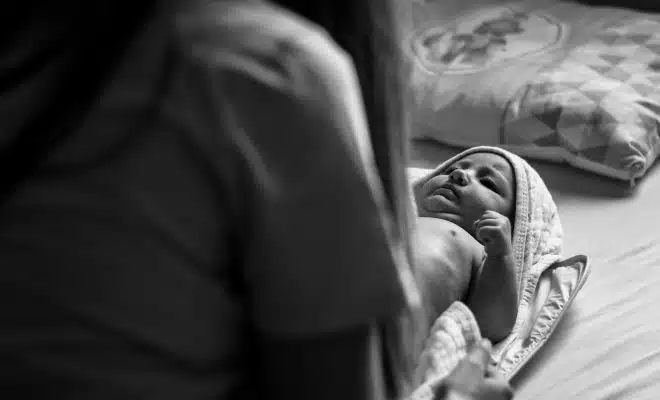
[{"xmin": 474, "ymin": 210, "xmax": 513, "ymax": 256}]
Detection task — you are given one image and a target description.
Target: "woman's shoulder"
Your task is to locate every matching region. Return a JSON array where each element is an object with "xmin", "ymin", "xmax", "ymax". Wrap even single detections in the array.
[{"xmin": 174, "ymin": 1, "xmax": 355, "ymax": 89}]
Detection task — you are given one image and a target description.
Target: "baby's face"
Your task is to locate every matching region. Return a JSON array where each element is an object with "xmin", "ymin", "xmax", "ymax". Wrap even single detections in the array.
[{"xmin": 416, "ymin": 152, "xmax": 515, "ymax": 237}]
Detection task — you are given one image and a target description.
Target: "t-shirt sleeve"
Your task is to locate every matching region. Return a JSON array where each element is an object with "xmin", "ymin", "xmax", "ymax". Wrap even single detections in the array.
[{"xmin": 185, "ymin": 11, "xmax": 410, "ymax": 337}]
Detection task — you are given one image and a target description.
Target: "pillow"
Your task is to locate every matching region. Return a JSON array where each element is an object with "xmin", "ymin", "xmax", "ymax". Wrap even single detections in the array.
[
  {"xmin": 404, "ymin": 0, "xmax": 660, "ymax": 183},
  {"xmin": 576, "ymin": 0, "xmax": 660, "ymax": 13}
]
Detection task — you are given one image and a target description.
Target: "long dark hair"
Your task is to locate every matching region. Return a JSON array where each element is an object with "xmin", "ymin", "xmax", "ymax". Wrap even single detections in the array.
[{"xmin": 271, "ymin": 1, "xmax": 422, "ymax": 397}]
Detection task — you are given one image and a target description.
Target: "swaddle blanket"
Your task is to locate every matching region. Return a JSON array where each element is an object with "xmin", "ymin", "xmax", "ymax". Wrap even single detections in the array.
[
  {"xmin": 409, "ymin": 146, "xmax": 590, "ymax": 396},
  {"xmin": 410, "ymin": 302, "xmax": 483, "ymax": 400}
]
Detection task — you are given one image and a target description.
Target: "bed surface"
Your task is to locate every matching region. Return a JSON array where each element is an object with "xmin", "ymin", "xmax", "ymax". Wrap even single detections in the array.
[{"xmin": 410, "ymin": 139, "xmax": 660, "ymax": 399}]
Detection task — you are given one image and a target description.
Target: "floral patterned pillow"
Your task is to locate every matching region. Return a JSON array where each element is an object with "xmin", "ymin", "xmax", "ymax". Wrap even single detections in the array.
[{"xmin": 406, "ymin": 1, "xmax": 660, "ymax": 184}]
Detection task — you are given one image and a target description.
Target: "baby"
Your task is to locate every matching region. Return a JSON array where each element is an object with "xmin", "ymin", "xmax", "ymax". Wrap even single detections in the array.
[{"xmin": 412, "ymin": 150, "xmax": 518, "ymax": 343}]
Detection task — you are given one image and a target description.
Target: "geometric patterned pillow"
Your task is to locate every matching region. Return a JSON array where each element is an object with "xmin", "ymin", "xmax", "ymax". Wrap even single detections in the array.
[{"xmin": 503, "ymin": 18, "xmax": 660, "ymax": 183}]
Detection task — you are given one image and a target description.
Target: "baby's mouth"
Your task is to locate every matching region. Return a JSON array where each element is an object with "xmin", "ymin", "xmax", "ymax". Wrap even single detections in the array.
[{"xmin": 431, "ymin": 184, "xmax": 459, "ymax": 202}]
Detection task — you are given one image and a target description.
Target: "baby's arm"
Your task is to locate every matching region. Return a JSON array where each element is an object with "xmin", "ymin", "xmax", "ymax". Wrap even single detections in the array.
[{"xmin": 466, "ymin": 211, "xmax": 518, "ymax": 343}]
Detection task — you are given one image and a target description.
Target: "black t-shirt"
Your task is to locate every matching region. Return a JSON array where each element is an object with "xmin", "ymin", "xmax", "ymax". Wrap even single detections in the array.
[{"xmin": 0, "ymin": 2, "xmax": 414, "ymax": 398}]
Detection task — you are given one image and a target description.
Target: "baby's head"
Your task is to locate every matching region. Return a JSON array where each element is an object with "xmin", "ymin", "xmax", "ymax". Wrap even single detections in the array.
[{"xmin": 415, "ymin": 151, "xmax": 517, "ymax": 238}]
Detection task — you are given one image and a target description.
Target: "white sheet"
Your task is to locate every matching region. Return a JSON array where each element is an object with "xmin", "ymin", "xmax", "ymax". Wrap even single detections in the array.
[{"xmin": 410, "ymin": 139, "xmax": 660, "ymax": 399}]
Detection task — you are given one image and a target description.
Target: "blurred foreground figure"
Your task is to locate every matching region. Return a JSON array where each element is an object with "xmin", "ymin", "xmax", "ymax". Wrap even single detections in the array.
[{"xmin": 0, "ymin": 1, "xmax": 511, "ymax": 399}]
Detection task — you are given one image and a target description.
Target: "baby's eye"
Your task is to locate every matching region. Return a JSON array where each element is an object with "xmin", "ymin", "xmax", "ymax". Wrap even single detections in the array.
[{"xmin": 481, "ymin": 179, "xmax": 499, "ymax": 193}]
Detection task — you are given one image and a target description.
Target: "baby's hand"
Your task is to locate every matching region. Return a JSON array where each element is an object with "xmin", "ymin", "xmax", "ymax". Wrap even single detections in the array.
[{"xmin": 474, "ymin": 210, "xmax": 513, "ymax": 256}]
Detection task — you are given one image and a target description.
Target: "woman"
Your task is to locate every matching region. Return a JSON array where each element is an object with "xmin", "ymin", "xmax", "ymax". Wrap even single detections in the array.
[{"xmin": 0, "ymin": 1, "xmax": 511, "ymax": 399}]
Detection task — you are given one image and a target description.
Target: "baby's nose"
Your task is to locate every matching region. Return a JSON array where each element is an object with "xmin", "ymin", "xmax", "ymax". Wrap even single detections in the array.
[{"xmin": 449, "ymin": 169, "xmax": 469, "ymax": 186}]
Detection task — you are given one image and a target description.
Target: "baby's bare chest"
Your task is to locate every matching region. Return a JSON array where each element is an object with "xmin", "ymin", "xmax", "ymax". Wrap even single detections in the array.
[{"xmin": 413, "ymin": 218, "xmax": 483, "ymax": 281}]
